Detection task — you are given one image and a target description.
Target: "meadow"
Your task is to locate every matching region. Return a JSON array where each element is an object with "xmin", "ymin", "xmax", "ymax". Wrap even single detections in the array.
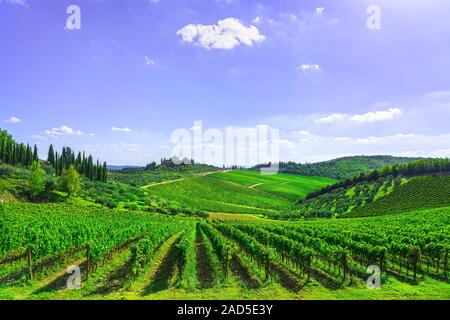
[{"xmin": 143, "ymin": 171, "xmax": 335, "ymax": 214}]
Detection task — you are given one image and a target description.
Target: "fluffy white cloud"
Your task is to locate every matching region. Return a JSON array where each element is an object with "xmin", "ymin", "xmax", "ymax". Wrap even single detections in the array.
[
  {"xmin": 144, "ymin": 56, "xmax": 155, "ymax": 66},
  {"xmin": 4, "ymin": 116, "xmax": 21, "ymax": 124},
  {"xmin": 315, "ymin": 7, "xmax": 325, "ymax": 16},
  {"xmin": 45, "ymin": 125, "xmax": 83, "ymax": 137},
  {"xmin": 316, "ymin": 108, "xmax": 403, "ymax": 124},
  {"xmin": 299, "ymin": 64, "xmax": 321, "ymax": 72},
  {"xmin": 112, "ymin": 126, "xmax": 133, "ymax": 133},
  {"xmin": 177, "ymin": 18, "xmax": 266, "ymax": 50}
]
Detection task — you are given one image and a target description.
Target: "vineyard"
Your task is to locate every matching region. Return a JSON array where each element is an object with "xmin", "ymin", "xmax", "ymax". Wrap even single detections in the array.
[
  {"xmin": 0, "ymin": 203, "xmax": 449, "ymax": 300},
  {"xmin": 144, "ymin": 171, "xmax": 334, "ymax": 215},
  {"xmin": 347, "ymin": 175, "xmax": 450, "ymax": 217}
]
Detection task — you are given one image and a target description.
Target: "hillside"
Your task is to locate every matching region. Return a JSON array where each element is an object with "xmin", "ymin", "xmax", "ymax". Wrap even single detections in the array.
[
  {"xmin": 256, "ymin": 155, "xmax": 421, "ymax": 180},
  {"xmin": 143, "ymin": 170, "xmax": 335, "ymax": 214},
  {"xmin": 345, "ymin": 175, "xmax": 450, "ymax": 218},
  {"xmin": 108, "ymin": 161, "xmax": 219, "ymax": 187}
]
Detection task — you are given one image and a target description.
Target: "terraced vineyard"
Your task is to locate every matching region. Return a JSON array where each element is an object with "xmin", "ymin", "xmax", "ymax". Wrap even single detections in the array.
[
  {"xmin": 144, "ymin": 171, "xmax": 335, "ymax": 215},
  {"xmin": 0, "ymin": 203, "xmax": 449, "ymax": 300}
]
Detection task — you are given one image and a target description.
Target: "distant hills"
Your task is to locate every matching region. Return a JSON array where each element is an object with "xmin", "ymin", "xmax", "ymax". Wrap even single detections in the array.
[{"xmin": 256, "ymin": 155, "xmax": 422, "ymax": 180}]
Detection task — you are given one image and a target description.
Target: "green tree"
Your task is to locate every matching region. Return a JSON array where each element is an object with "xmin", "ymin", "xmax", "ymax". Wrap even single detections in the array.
[
  {"xmin": 48, "ymin": 144, "xmax": 55, "ymax": 165},
  {"xmin": 59, "ymin": 165, "xmax": 81, "ymax": 197},
  {"xmin": 33, "ymin": 145, "xmax": 39, "ymax": 162},
  {"xmin": 29, "ymin": 161, "xmax": 45, "ymax": 199}
]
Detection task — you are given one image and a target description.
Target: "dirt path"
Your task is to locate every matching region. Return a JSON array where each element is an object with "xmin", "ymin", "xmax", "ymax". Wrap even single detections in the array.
[
  {"xmin": 138, "ymin": 234, "xmax": 181, "ymax": 296},
  {"xmin": 142, "ymin": 178, "xmax": 185, "ymax": 189},
  {"xmin": 248, "ymin": 183, "xmax": 265, "ymax": 189},
  {"xmin": 230, "ymin": 254, "xmax": 260, "ymax": 289},
  {"xmin": 32, "ymin": 258, "xmax": 87, "ymax": 295},
  {"xmin": 195, "ymin": 234, "xmax": 214, "ymax": 289},
  {"xmin": 142, "ymin": 170, "xmax": 229, "ymax": 189}
]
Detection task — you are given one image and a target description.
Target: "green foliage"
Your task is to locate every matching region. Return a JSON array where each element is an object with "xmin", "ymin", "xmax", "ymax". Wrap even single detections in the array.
[
  {"xmin": 255, "ymin": 155, "xmax": 420, "ymax": 180},
  {"xmin": 287, "ymin": 175, "xmax": 398, "ymax": 219},
  {"xmin": 0, "ymin": 203, "xmax": 184, "ymax": 280},
  {"xmin": 175, "ymin": 224, "xmax": 197, "ymax": 286},
  {"xmin": 306, "ymin": 158, "xmax": 450, "ymax": 200},
  {"xmin": 59, "ymin": 165, "xmax": 81, "ymax": 197},
  {"xmin": 0, "ymin": 128, "xmax": 37, "ymax": 167},
  {"xmin": 28, "ymin": 161, "xmax": 45, "ymax": 199},
  {"xmin": 217, "ymin": 207, "xmax": 450, "ymax": 282},
  {"xmin": 129, "ymin": 225, "xmax": 180, "ymax": 278}
]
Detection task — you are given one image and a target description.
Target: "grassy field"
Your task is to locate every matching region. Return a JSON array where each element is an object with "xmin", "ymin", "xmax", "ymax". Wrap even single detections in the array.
[{"xmin": 143, "ymin": 170, "xmax": 335, "ymax": 214}]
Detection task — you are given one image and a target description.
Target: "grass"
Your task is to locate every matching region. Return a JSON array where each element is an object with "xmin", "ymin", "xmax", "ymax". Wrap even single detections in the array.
[{"xmin": 144, "ymin": 170, "xmax": 335, "ymax": 215}]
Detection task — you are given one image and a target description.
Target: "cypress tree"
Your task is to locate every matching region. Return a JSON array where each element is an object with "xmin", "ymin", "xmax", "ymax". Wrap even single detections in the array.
[
  {"xmin": 102, "ymin": 162, "xmax": 107, "ymax": 182},
  {"xmin": 48, "ymin": 144, "xmax": 55, "ymax": 165},
  {"xmin": 25, "ymin": 144, "xmax": 32, "ymax": 166},
  {"xmin": 76, "ymin": 152, "xmax": 82, "ymax": 172},
  {"xmin": 87, "ymin": 155, "xmax": 94, "ymax": 180},
  {"xmin": 0, "ymin": 139, "xmax": 4, "ymax": 162},
  {"xmin": 33, "ymin": 145, "xmax": 39, "ymax": 162},
  {"xmin": 55, "ymin": 152, "xmax": 59, "ymax": 175},
  {"xmin": 96, "ymin": 160, "xmax": 100, "ymax": 181}
]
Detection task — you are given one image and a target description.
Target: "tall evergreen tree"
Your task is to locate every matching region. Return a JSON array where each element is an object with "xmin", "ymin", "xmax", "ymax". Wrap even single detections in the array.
[
  {"xmin": 48, "ymin": 144, "xmax": 55, "ymax": 165},
  {"xmin": 102, "ymin": 162, "xmax": 108, "ymax": 182},
  {"xmin": 33, "ymin": 145, "xmax": 39, "ymax": 162}
]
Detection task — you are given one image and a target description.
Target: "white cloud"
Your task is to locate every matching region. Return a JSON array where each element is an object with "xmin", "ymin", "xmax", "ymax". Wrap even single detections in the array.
[
  {"xmin": 112, "ymin": 126, "xmax": 133, "ymax": 133},
  {"xmin": 45, "ymin": 125, "xmax": 83, "ymax": 137},
  {"xmin": 315, "ymin": 7, "xmax": 325, "ymax": 16},
  {"xmin": 252, "ymin": 16, "xmax": 262, "ymax": 24},
  {"xmin": 315, "ymin": 113, "xmax": 346, "ymax": 123},
  {"xmin": 315, "ymin": 108, "xmax": 403, "ymax": 124},
  {"xmin": 4, "ymin": 116, "xmax": 21, "ymax": 124},
  {"xmin": 177, "ymin": 18, "xmax": 266, "ymax": 50},
  {"xmin": 0, "ymin": 0, "xmax": 28, "ymax": 6},
  {"xmin": 144, "ymin": 56, "xmax": 155, "ymax": 66},
  {"xmin": 30, "ymin": 134, "xmax": 47, "ymax": 141},
  {"xmin": 299, "ymin": 64, "xmax": 321, "ymax": 72},
  {"xmin": 351, "ymin": 108, "xmax": 402, "ymax": 122}
]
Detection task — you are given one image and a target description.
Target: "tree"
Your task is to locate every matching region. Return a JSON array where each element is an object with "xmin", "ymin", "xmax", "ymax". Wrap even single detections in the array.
[
  {"xmin": 59, "ymin": 165, "xmax": 81, "ymax": 197},
  {"xmin": 48, "ymin": 144, "xmax": 55, "ymax": 165},
  {"xmin": 29, "ymin": 161, "xmax": 45, "ymax": 199},
  {"xmin": 102, "ymin": 162, "xmax": 108, "ymax": 182},
  {"xmin": 33, "ymin": 145, "xmax": 39, "ymax": 162}
]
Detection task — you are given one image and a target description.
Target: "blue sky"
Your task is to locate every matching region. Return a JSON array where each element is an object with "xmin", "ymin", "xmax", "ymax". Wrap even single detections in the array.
[{"xmin": 1, "ymin": 0, "xmax": 450, "ymax": 165}]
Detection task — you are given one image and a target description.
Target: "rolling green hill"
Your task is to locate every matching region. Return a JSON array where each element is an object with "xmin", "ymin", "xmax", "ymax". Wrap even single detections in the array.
[
  {"xmin": 258, "ymin": 155, "xmax": 421, "ymax": 180},
  {"xmin": 346, "ymin": 175, "xmax": 450, "ymax": 218},
  {"xmin": 291, "ymin": 174, "xmax": 450, "ymax": 219},
  {"xmin": 143, "ymin": 170, "xmax": 335, "ymax": 214}
]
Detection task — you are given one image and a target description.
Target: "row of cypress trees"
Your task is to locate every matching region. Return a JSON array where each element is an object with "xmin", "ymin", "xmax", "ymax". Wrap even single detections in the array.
[
  {"xmin": 0, "ymin": 128, "xmax": 107, "ymax": 183},
  {"xmin": 47, "ymin": 144, "xmax": 107, "ymax": 182},
  {"xmin": 0, "ymin": 129, "xmax": 38, "ymax": 167}
]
